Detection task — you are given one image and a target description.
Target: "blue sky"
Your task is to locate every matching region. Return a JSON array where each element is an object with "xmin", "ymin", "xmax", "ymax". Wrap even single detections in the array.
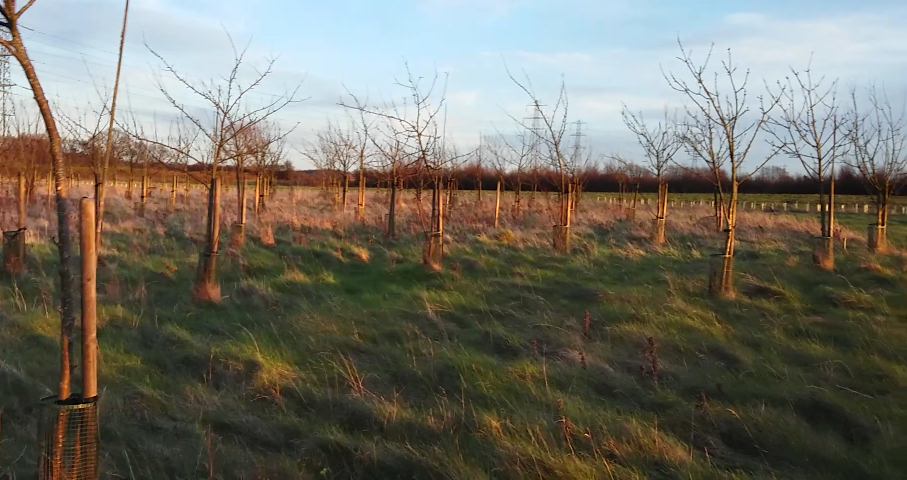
[{"xmin": 8, "ymin": 0, "xmax": 907, "ymax": 170}]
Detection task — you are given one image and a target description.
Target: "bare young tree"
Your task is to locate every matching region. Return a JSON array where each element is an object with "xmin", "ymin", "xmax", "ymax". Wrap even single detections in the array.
[
  {"xmin": 567, "ymin": 143, "xmax": 597, "ymax": 213},
  {"xmin": 484, "ymin": 135, "xmax": 506, "ymax": 227},
  {"xmin": 331, "ymin": 122, "xmax": 359, "ymax": 212},
  {"xmin": 621, "ymin": 106, "xmax": 681, "ymax": 243},
  {"xmin": 1, "ymin": 0, "xmax": 79, "ymax": 400},
  {"xmin": 605, "ymin": 154, "xmax": 645, "ymax": 219},
  {"xmin": 225, "ymin": 120, "xmax": 265, "ymax": 244},
  {"xmin": 11, "ymin": 111, "xmax": 48, "ymax": 202},
  {"xmin": 340, "ymin": 63, "xmax": 447, "ymax": 267},
  {"xmin": 767, "ymin": 67, "xmax": 847, "ymax": 243},
  {"xmin": 492, "ymin": 126, "xmax": 533, "ymax": 215},
  {"xmin": 342, "ymin": 91, "xmax": 376, "ymax": 219},
  {"xmin": 251, "ymin": 121, "xmax": 288, "ymax": 211},
  {"xmin": 59, "ymin": 104, "xmax": 107, "ymax": 178},
  {"xmin": 664, "ymin": 40, "xmax": 781, "ymax": 296},
  {"xmin": 504, "ymin": 69, "xmax": 572, "ymax": 251},
  {"xmin": 95, "ymin": 0, "xmax": 130, "ymax": 252},
  {"xmin": 303, "ymin": 129, "xmax": 333, "ymax": 193},
  {"xmin": 846, "ymin": 85, "xmax": 907, "ymax": 253},
  {"xmin": 473, "ymin": 134, "xmax": 486, "ymax": 203},
  {"xmin": 369, "ymin": 115, "xmax": 413, "ymax": 237},
  {"xmin": 304, "ymin": 121, "xmax": 348, "ymax": 208},
  {"xmin": 144, "ymin": 32, "xmax": 301, "ymax": 301}
]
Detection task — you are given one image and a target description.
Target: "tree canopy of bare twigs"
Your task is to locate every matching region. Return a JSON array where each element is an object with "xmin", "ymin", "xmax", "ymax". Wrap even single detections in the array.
[
  {"xmin": 339, "ymin": 63, "xmax": 449, "ymax": 238},
  {"xmin": 767, "ymin": 66, "xmax": 847, "ymax": 237},
  {"xmin": 143, "ymin": 30, "xmax": 302, "ymax": 301},
  {"xmin": 621, "ymin": 106, "xmax": 682, "ymax": 182},
  {"xmin": 664, "ymin": 40, "xmax": 781, "ymax": 256},
  {"xmin": 503, "ymin": 66, "xmax": 573, "ymax": 228},
  {"xmin": 846, "ymin": 85, "xmax": 907, "ymax": 234}
]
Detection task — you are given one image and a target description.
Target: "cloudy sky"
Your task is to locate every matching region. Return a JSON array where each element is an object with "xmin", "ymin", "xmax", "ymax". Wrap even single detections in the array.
[{"xmin": 6, "ymin": 0, "xmax": 907, "ymax": 170}]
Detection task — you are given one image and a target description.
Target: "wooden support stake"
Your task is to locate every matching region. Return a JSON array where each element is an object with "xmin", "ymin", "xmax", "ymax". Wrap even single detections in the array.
[
  {"xmin": 17, "ymin": 172, "xmax": 26, "ymax": 229},
  {"xmin": 253, "ymin": 175, "xmax": 261, "ymax": 217},
  {"xmin": 80, "ymin": 198, "xmax": 98, "ymax": 398},
  {"xmin": 170, "ymin": 175, "xmax": 178, "ymax": 208},
  {"xmin": 493, "ymin": 180, "xmax": 501, "ymax": 228}
]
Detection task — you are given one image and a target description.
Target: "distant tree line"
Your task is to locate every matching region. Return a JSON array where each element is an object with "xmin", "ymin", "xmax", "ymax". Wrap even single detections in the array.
[
  {"xmin": 0, "ymin": 132, "xmax": 894, "ymax": 198},
  {"xmin": 276, "ymin": 163, "xmax": 889, "ymax": 197}
]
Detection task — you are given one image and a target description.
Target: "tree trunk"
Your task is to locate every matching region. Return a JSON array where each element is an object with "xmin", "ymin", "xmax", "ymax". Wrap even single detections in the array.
[
  {"xmin": 46, "ymin": 171, "xmax": 53, "ymax": 211},
  {"xmin": 194, "ymin": 178, "xmax": 222, "ymax": 302},
  {"xmin": 654, "ymin": 180, "xmax": 668, "ymax": 245},
  {"xmin": 169, "ymin": 175, "xmax": 178, "ymax": 209},
  {"xmin": 628, "ymin": 183, "xmax": 639, "ymax": 221},
  {"xmin": 828, "ymin": 172, "xmax": 835, "ymax": 238},
  {"xmin": 253, "ymin": 174, "xmax": 261, "ymax": 217},
  {"xmin": 387, "ymin": 176, "xmax": 397, "ymax": 238},
  {"xmin": 341, "ymin": 174, "xmax": 349, "ymax": 212},
  {"xmin": 126, "ymin": 166, "xmax": 134, "ymax": 200},
  {"xmin": 713, "ymin": 187, "xmax": 723, "ymax": 232},
  {"xmin": 138, "ymin": 168, "xmax": 148, "ymax": 218},
  {"xmin": 869, "ymin": 192, "xmax": 888, "ymax": 253},
  {"xmin": 818, "ymin": 171, "xmax": 827, "ymax": 237},
  {"xmin": 17, "ymin": 172, "xmax": 26, "ymax": 229},
  {"xmin": 423, "ymin": 177, "xmax": 443, "ymax": 269},
  {"xmin": 27, "ymin": 167, "xmax": 36, "ymax": 202},
  {"xmin": 357, "ymin": 162, "xmax": 366, "ymax": 220},
  {"xmin": 96, "ymin": 0, "xmax": 130, "ymax": 254},
  {"xmin": 238, "ymin": 175, "xmax": 247, "ymax": 225},
  {"xmin": 232, "ymin": 169, "xmax": 247, "ymax": 248},
  {"xmin": 7, "ymin": 31, "xmax": 77, "ymax": 400},
  {"xmin": 446, "ymin": 178, "xmax": 456, "ymax": 213},
  {"xmin": 183, "ymin": 169, "xmax": 190, "ymax": 204},
  {"xmin": 3, "ymin": 175, "xmax": 27, "ymax": 273},
  {"xmin": 493, "ymin": 179, "xmax": 501, "ymax": 228}
]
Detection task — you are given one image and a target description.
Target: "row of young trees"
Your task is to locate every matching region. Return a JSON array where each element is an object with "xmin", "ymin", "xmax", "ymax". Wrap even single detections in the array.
[
  {"xmin": 621, "ymin": 43, "xmax": 906, "ymax": 266},
  {"xmin": 300, "ymin": 43, "xmax": 906, "ymax": 270},
  {"xmin": 1, "ymin": 25, "xmax": 903, "ymax": 300},
  {"xmin": 611, "ymin": 43, "xmax": 906, "ymax": 293},
  {"xmin": 0, "ymin": 5, "xmax": 296, "ymax": 445},
  {"xmin": 1, "ymin": 0, "xmax": 905, "ymax": 432}
]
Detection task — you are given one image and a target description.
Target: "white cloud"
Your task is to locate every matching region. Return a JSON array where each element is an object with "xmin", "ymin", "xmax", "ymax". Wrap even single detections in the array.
[
  {"xmin": 450, "ymin": 90, "xmax": 478, "ymax": 106},
  {"xmin": 690, "ymin": 10, "xmax": 907, "ymax": 82}
]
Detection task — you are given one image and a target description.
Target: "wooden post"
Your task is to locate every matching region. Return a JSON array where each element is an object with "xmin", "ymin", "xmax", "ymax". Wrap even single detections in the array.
[
  {"xmin": 239, "ymin": 178, "xmax": 247, "ymax": 226},
  {"xmin": 493, "ymin": 180, "xmax": 501, "ymax": 228},
  {"xmin": 828, "ymin": 172, "xmax": 835, "ymax": 237},
  {"xmin": 170, "ymin": 175, "xmax": 177, "ymax": 208},
  {"xmin": 17, "ymin": 172, "xmax": 26, "ymax": 229},
  {"xmin": 254, "ymin": 175, "xmax": 261, "ymax": 216},
  {"xmin": 80, "ymin": 198, "xmax": 98, "ymax": 398},
  {"xmin": 46, "ymin": 172, "xmax": 53, "ymax": 211}
]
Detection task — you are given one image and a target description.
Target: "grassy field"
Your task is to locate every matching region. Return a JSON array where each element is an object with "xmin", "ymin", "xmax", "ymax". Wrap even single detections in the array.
[{"xmin": 0, "ymin": 186, "xmax": 905, "ymax": 479}]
